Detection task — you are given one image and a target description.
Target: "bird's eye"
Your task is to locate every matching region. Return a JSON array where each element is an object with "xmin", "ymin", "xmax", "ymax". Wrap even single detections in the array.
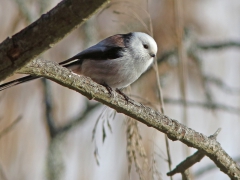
[{"xmin": 143, "ymin": 44, "xmax": 149, "ymax": 49}]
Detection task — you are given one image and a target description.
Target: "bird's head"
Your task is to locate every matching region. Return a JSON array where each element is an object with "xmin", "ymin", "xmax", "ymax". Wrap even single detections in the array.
[{"xmin": 130, "ymin": 32, "xmax": 158, "ymax": 60}]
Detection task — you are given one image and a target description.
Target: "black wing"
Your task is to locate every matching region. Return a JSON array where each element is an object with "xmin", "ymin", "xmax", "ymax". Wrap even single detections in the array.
[
  {"xmin": 59, "ymin": 33, "xmax": 132, "ymax": 67},
  {"xmin": 60, "ymin": 45, "xmax": 125, "ymax": 68}
]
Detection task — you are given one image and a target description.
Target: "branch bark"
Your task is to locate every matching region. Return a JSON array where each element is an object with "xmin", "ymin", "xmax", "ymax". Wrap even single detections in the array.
[
  {"xmin": 17, "ymin": 58, "xmax": 240, "ymax": 179},
  {"xmin": 167, "ymin": 129, "xmax": 221, "ymax": 176},
  {"xmin": 0, "ymin": 0, "xmax": 109, "ymax": 81}
]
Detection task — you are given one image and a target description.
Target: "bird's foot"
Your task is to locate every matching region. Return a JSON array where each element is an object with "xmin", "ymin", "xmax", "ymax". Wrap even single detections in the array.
[
  {"xmin": 116, "ymin": 88, "xmax": 132, "ymax": 102},
  {"xmin": 102, "ymin": 83, "xmax": 113, "ymax": 97},
  {"xmin": 101, "ymin": 84, "xmax": 133, "ymax": 103}
]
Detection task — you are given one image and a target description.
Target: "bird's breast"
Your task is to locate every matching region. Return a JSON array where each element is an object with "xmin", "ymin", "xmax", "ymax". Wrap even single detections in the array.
[{"xmin": 80, "ymin": 58, "xmax": 142, "ymax": 89}]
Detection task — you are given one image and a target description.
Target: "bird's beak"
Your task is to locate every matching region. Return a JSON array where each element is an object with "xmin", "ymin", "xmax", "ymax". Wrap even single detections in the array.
[{"xmin": 150, "ymin": 53, "xmax": 155, "ymax": 58}]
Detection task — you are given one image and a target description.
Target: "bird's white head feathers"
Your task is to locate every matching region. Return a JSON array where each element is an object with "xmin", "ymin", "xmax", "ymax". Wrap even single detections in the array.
[{"xmin": 130, "ymin": 32, "xmax": 158, "ymax": 59}]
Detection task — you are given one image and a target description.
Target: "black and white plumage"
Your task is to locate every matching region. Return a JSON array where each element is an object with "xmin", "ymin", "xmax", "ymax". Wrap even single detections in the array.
[{"xmin": 0, "ymin": 32, "xmax": 157, "ymax": 91}]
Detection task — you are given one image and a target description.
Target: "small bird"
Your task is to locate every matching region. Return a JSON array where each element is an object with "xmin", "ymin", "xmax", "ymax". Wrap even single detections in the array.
[{"xmin": 0, "ymin": 32, "xmax": 157, "ymax": 99}]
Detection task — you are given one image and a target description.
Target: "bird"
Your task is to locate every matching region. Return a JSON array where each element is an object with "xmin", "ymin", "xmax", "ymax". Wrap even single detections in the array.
[{"xmin": 0, "ymin": 32, "xmax": 157, "ymax": 99}]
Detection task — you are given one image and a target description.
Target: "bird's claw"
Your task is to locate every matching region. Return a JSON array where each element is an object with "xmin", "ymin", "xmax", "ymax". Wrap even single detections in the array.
[
  {"xmin": 102, "ymin": 83, "xmax": 114, "ymax": 97},
  {"xmin": 102, "ymin": 84, "xmax": 133, "ymax": 103},
  {"xmin": 116, "ymin": 88, "xmax": 133, "ymax": 103}
]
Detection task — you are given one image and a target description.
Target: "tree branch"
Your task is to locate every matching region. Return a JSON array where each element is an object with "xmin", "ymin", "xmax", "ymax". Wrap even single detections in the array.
[
  {"xmin": 167, "ymin": 129, "xmax": 221, "ymax": 176},
  {"xmin": 42, "ymin": 78, "xmax": 57, "ymax": 138},
  {"xmin": 164, "ymin": 98, "xmax": 240, "ymax": 115},
  {"xmin": 0, "ymin": 116, "xmax": 22, "ymax": 139},
  {"xmin": 0, "ymin": 0, "xmax": 109, "ymax": 81},
  {"xmin": 17, "ymin": 58, "xmax": 240, "ymax": 179},
  {"xmin": 197, "ymin": 41, "xmax": 240, "ymax": 50}
]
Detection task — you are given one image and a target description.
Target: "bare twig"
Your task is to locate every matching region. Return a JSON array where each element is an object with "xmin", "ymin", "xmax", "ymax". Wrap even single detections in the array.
[
  {"xmin": 0, "ymin": 116, "xmax": 22, "ymax": 139},
  {"xmin": 181, "ymin": 170, "xmax": 191, "ymax": 180},
  {"xmin": 103, "ymin": 1, "xmax": 153, "ymax": 34},
  {"xmin": 167, "ymin": 129, "xmax": 221, "ymax": 177},
  {"xmin": 42, "ymin": 78, "xmax": 57, "ymax": 138},
  {"xmin": 153, "ymin": 55, "xmax": 173, "ymax": 176},
  {"xmin": 145, "ymin": 0, "xmax": 173, "ymax": 175},
  {"xmin": 13, "ymin": 0, "xmax": 34, "ymax": 23},
  {"xmin": 173, "ymin": 0, "xmax": 188, "ymax": 104},
  {"xmin": 173, "ymin": 1, "xmax": 191, "ymax": 177},
  {"xmin": 197, "ymin": 41, "xmax": 240, "ymax": 50},
  {"xmin": 164, "ymin": 98, "xmax": 240, "ymax": 115},
  {"xmin": 173, "ymin": 0, "xmax": 188, "ymax": 126},
  {"xmin": 129, "ymin": 95, "xmax": 240, "ymax": 115},
  {"xmin": 168, "ymin": 150, "xmax": 205, "ymax": 176},
  {"xmin": 156, "ymin": 49, "xmax": 177, "ymax": 64},
  {"xmin": 188, "ymin": 50, "xmax": 215, "ymax": 105},
  {"xmin": 58, "ymin": 102, "xmax": 100, "ymax": 136},
  {"xmin": 204, "ymin": 75, "xmax": 240, "ymax": 95}
]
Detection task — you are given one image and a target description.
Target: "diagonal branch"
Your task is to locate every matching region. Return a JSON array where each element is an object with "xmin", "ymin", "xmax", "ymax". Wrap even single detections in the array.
[
  {"xmin": 0, "ymin": 116, "xmax": 22, "ymax": 139},
  {"xmin": 56, "ymin": 102, "xmax": 100, "ymax": 136},
  {"xmin": 167, "ymin": 128, "xmax": 221, "ymax": 176},
  {"xmin": 0, "ymin": 0, "xmax": 109, "ymax": 81},
  {"xmin": 17, "ymin": 58, "xmax": 240, "ymax": 179}
]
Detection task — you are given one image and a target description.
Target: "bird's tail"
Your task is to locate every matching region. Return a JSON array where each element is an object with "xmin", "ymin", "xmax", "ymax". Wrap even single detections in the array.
[
  {"xmin": 0, "ymin": 57, "xmax": 81, "ymax": 91},
  {"xmin": 0, "ymin": 75, "xmax": 40, "ymax": 91}
]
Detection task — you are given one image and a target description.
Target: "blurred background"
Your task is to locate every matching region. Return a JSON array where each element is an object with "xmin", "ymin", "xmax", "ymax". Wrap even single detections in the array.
[{"xmin": 0, "ymin": 0, "xmax": 240, "ymax": 179}]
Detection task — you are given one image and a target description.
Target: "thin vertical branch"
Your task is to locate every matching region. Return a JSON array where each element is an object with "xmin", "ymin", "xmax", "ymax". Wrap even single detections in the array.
[
  {"xmin": 42, "ymin": 79, "xmax": 57, "ymax": 138},
  {"xmin": 173, "ymin": 0, "xmax": 188, "ymax": 136},
  {"xmin": 146, "ymin": 0, "xmax": 173, "ymax": 178},
  {"xmin": 173, "ymin": 0, "xmax": 191, "ymax": 177},
  {"xmin": 153, "ymin": 61, "xmax": 173, "ymax": 177},
  {"xmin": 173, "ymin": 0, "xmax": 188, "ymax": 125}
]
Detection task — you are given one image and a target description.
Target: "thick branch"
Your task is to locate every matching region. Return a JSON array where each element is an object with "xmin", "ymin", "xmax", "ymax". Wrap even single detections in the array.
[
  {"xmin": 17, "ymin": 58, "xmax": 240, "ymax": 179},
  {"xmin": 0, "ymin": 0, "xmax": 109, "ymax": 81}
]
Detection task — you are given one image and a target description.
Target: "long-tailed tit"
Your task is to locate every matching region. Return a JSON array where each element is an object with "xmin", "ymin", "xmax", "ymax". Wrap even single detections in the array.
[{"xmin": 0, "ymin": 32, "xmax": 157, "ymax": 97}]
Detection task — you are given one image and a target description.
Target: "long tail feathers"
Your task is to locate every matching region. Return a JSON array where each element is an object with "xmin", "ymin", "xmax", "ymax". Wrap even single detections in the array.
[
  {"xmin": 0, "ymin": 57, "xmax": 80, "ymax": 91},
  {"xmin": 0, "ymin": 75, "xmax": 40, "ymax": 91}
]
